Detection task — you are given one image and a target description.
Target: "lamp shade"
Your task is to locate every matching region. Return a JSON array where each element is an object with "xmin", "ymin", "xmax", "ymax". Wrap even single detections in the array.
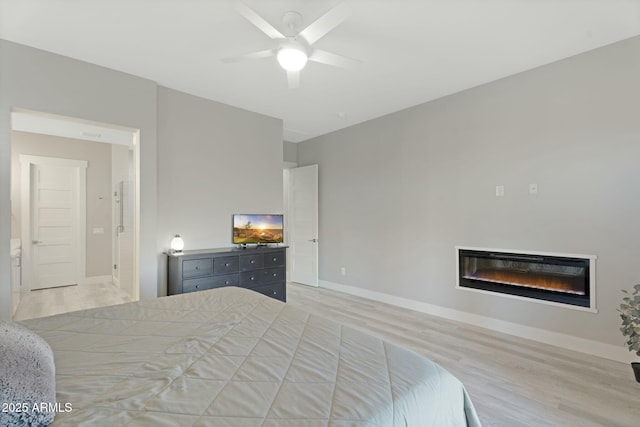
[
  {"xmin": 277, "ymin": 47, "xmax": 308, "ymax": 71},
  {"xmin": 170, "ymin": 234, "xmax": 184, "ymax": 253}
]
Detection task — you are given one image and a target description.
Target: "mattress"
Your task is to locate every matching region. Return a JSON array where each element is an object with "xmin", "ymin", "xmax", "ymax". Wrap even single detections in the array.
[{"xmin": 20, "ymin": 286, "xmax": 481, "ymax": 426}]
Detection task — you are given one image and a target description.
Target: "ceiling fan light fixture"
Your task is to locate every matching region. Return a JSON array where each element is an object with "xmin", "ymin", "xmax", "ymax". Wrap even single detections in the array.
[{"xmin": 277, "ymin": 47, "xmax": 308, "ymax": 71}]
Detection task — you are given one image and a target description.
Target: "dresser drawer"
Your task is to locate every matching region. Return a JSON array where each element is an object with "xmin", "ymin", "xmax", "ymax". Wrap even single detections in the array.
[
  {"xmin": 168, "ymin": 247, "xmax": 287, "ymax": 301},
  {"xmin": 182, "ymin": 277, "xmax": 215, "ymax": 293},
  {"xmin": 252, "ymin": 282, "xmax": 286, "ymax": 302},
  {"xmin": 182, "ymin": 258, "xmax": 213, "ymax": 278},
  {"xmin": 263, "ymin": 251, "xmax": 285, "ymax": 268},
  {"xmin": 240, "ymin": 270, "xmax": 263, "ymax": 287},
  {"xmin": 239, "ymin": 254, "xmax": 263, "ymax": 271},
  {"xmin": 214, "ymin": 256, "xmax": 239, "ymax": 274},
  {"xmin": 262, "ymin": 267, "xmax": 285, "ymax": 285},
  {"xmin": 212, "ymin": 273, "xmax": 239, "ymax": 288}
]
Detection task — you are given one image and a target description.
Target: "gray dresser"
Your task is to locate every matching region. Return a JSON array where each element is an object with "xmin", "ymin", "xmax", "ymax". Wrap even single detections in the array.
[{"xmin": 167, "ymin": 246, "xmax": 287, "ymax": 302}]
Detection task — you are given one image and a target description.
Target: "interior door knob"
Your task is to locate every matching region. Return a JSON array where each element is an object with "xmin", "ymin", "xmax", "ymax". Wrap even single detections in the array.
[{"xmin": 308, "ymin": 238, "xmax": 318, "ymax": 243}]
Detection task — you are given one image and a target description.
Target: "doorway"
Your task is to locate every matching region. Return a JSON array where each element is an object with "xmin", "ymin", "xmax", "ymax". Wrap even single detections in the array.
[
  {"xmin": 10, "ymin": 109, "xmax": 140, "ymax": 319},
  {"xmin": 285, "ymin": 164, "xmax": 319, "ymax": 287}
]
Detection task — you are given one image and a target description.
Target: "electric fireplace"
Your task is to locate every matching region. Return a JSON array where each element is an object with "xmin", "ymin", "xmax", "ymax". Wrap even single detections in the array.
[{"xmin": 456, "ymin": 247, "xmax": 596, "ymax": 309}]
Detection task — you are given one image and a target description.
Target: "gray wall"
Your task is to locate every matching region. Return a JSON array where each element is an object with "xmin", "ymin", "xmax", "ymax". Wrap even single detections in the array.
[
  {"xmin": 0, "ymin": 39, "xmax": 158, "ymax": 319},
  {"xmin": 11, "ymin": 132, "xmax": 114, "ymax": 277},
  {"xmin": 297, "ymin": 36, "xmax": 640, "ymax": 347},
  {"xmin": 283, "ymin": 141, "xmax": 297, "ymax": 163},
  {"xmin": 157, "ymin": 87, "xmax": 283, "ymax": 296},
  {"xmin": 1, "ymin": 41, "xmax": 286, "ymax": 318}
]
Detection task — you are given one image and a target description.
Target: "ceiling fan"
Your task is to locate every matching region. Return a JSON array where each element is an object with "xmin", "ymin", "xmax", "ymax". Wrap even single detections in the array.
[{"xmin": 221, "ymin": 1, "xmax": 361, "ymax": 88}]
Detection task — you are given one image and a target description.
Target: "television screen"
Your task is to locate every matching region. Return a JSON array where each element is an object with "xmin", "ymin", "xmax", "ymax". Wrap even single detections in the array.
[{"xmin": 233, "ymin": 214, "xmax": 284, "ymax": 244}]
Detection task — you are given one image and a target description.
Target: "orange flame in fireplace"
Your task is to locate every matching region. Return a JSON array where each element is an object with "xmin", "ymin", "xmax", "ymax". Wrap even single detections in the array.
[{"xmin": 464, "ymin": 269, "xmax": 586, "ymax": 295}]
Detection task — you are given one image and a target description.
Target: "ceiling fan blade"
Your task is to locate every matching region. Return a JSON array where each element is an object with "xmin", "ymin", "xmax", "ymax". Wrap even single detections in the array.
[
  {"xmin": 233, "ymin": 1, "xmax": 286, "ymax": 40},
  {"xmin": 298, "ymin": 2, "xmax": 350, "ymax": 45},
  {"xmin": 220, "ymin": 49, "xmax": 276, "ymax": 64},
  {"xmin": 309, "ymin": 49, "xmax": 361, "ymax": 69},
  {"xmin": 287, "ymin": 70, "xmax": 300, "ymax": 89}
]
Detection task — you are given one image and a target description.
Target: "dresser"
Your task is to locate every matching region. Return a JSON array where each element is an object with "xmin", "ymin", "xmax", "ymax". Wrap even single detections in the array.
[{"xmin": 167, "ymin": 246, "xmax": 287, "ymax": 302}]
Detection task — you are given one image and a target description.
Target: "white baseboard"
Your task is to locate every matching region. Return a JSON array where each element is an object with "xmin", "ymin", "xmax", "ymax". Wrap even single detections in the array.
[
  {"xmin": 79, "ymin": 275, "xmax": 112, "ymax": 286},
  {"xmin": 319, "ymin": 280, "xmax": 633, "ymax": 364}
]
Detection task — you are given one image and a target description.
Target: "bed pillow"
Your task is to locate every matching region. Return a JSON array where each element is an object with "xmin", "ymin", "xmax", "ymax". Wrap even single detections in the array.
[{"xmin": 0, "ymin": 321, "xmax": 56, "ymax": 427}]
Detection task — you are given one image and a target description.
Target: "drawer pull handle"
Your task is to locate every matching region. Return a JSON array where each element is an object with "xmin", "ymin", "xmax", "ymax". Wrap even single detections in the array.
[
  {"xmin": 195, "ymin": 285, "xmax": 199, "ymax": 289},
  {"xmin": 250, "ymin": 260, "xmax": 255, "ymax": 264},
  {"xmin": 251, "ymin": 276, "xmax": 255, "ymax": 281},
  {"xmin": 273, "ymin": 273, "xmax": 277, "ymax": 277},
  {"xmin": 225, "ymin": 281, "xmax": 230, "ymax": 285},
  {"xmin": 195, "ymin": 266, "xmax": 199, "ymax": 270},
  {"xmin": 225, "ymin": 263, "xmax": 229, "ymax": 267},
  {"xmin": 272, "ymin": 257, "xmax": 277, "ymax": 261}
]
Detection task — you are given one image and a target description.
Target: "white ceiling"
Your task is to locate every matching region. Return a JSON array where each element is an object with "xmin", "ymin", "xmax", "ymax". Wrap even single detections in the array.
[{"xmin": 1, "ymin": 0, "xmax": 639, "ymax": 142}]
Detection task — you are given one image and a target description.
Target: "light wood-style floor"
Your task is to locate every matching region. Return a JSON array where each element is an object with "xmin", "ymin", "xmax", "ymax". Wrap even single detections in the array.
[
  {"xmin": 12, "ymin": 282, "xmax": 639, "ymax": 426},
  {"xmin": 287, "ymin": 283, "xmax": 640, "ymax": 427},
  {"xmin": 13, "ymin": 281, "xmax": 133, "ymax": 321}
]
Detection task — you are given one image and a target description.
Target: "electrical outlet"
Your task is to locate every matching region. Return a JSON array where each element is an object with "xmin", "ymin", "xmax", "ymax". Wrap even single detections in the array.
[
  {"xmin": 529, "ymin": 183, "xmax": 538, "ymax": 194},
  {"xmin": 340, "ymin": 267, "xmax": 346, "ymax": 276},
  {"xmin": 495, "ymin": 185, "xmax": 505, "ymax": 197}
]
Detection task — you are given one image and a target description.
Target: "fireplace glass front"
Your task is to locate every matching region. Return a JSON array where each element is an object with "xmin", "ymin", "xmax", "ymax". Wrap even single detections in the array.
[{"xmin": 458, "ymin": 249, "xmax": 591, "ymax": 307}]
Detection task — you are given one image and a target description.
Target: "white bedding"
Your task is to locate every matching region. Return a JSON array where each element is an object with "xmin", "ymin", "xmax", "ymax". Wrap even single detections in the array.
[{"xmin": 20, "ymin": 287, "xmax": 481, "ymax": 426}]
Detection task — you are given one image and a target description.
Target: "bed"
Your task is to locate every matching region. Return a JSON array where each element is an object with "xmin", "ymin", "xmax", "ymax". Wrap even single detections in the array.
[{"xmin": 15, "ymin": 286, "xmax": 481, "ymax": 426}]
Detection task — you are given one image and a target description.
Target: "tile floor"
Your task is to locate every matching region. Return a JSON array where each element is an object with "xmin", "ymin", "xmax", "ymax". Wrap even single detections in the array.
[{"xmin": 13, "ymin": 281, "xmax": 133, "ymax": 321}]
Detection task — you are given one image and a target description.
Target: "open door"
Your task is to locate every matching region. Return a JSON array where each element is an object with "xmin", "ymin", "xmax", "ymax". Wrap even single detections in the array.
[{"xmin": 289, "ymin": 164, "xmax": 318, "ymax": 287}]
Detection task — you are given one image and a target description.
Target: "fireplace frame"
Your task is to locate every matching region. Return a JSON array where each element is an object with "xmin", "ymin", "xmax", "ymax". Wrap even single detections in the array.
[{"xmin": 455, "ymin": 246, "xmax": 597, "ymax": 313}]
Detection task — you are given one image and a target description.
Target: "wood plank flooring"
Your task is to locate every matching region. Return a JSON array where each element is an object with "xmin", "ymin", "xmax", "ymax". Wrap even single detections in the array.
[{"xmin": 286, "ymin": 282, "xmax": 640, "ymax": 427}]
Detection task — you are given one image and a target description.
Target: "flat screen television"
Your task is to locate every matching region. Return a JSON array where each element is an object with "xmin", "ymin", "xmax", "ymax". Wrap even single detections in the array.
[{"xmin": 233, "ymin": 214, "xmax": 284, "ymax": 245}]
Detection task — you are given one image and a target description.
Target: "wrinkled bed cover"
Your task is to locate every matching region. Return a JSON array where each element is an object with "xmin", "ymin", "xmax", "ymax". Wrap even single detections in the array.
[{"xmin": 21, "ymin": 287, "xmax": 481, "ymax": 426}]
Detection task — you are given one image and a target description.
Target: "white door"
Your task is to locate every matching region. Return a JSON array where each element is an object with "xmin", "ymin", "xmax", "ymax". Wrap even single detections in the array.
[
  {"xmin": 289, "ymin": 164, "xmax": 319, "ymax": 287},
  {"xmin": 21, "ymin": 155, "xmax": 87, "ymax": 291}
]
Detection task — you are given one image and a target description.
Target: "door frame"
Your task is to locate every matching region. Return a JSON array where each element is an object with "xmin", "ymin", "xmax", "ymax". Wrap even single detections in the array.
[{"xmin": 20, "ymin": 155, "xmax": 87, "ymax": 291}]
